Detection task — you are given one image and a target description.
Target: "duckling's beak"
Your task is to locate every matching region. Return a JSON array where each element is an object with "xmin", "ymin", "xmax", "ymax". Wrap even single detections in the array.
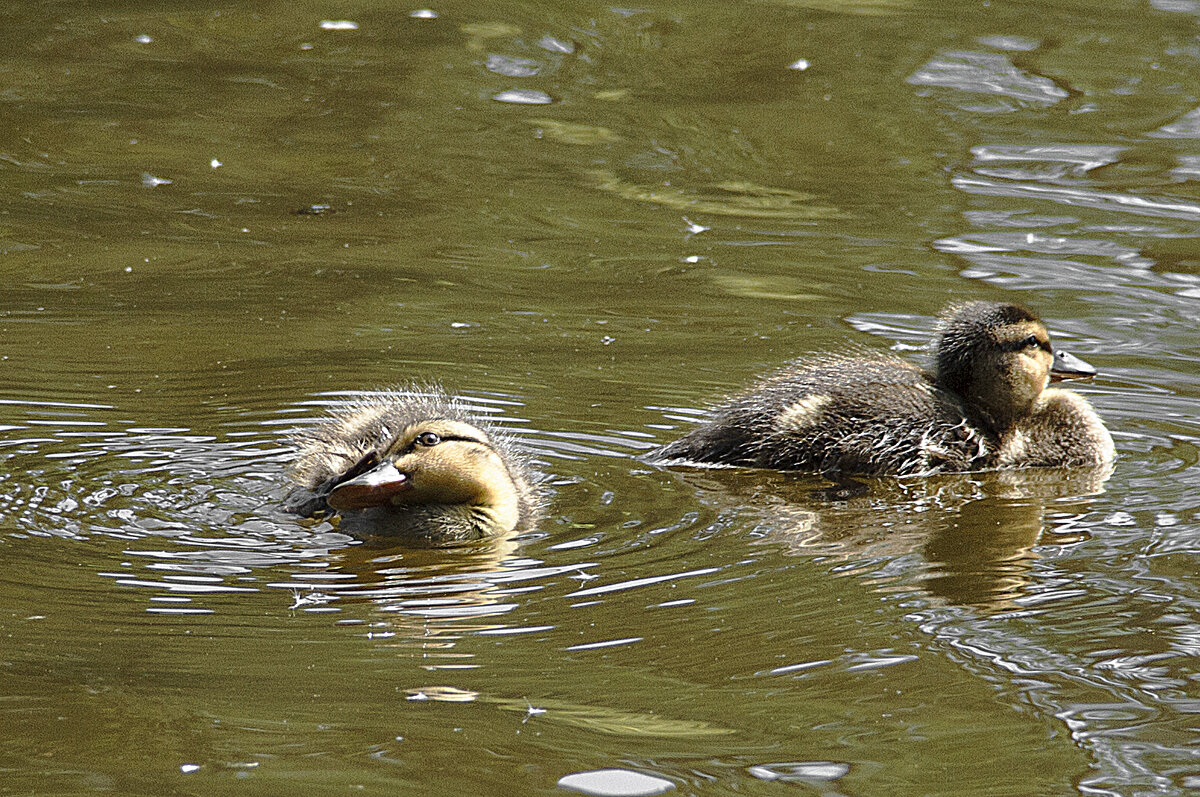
[
  {"xmin": 1050, "ymin": 349, "xmax": 1098, "ymax": 382},
  {"xmin": 327, "ymin": 461, "xmax": 409, "ymax": 510}
]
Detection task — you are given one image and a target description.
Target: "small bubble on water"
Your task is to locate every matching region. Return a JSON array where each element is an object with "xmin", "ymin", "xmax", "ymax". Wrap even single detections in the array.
[{"xmin": 492, "ymin": 89, "xmax": 553, "ymax": 105}]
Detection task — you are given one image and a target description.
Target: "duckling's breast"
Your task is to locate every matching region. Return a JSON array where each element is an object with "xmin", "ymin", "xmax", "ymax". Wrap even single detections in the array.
[
  {"xmin": 331, "ymin": 504, "xmax": 498, "ymax": 542},
  {"xmin": 997, "ymin": 389, "xmax": 1114, "ymax": 468}
]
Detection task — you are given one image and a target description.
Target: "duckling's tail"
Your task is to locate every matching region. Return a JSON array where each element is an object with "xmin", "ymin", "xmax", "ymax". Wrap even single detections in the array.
[{"xmin": 643, "ymin": 425, "xmax": 752, "ymax": 468}]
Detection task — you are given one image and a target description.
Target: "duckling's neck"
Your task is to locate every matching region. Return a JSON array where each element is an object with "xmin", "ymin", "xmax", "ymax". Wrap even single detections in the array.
[
  {"xmin": 938, "ymin": 368, "xmax": 1036, "ymax": 434},
  {"xmin": 464, "ymin": 484, "xmax": 524, "ymax": 536},
  {"xmin": 464, "ymin": 471, "xmax": 524, "ymax": 530},
  {"xmin": 334, "ymin": 502, "xmax": 516, "ymax": 542},
  {"xmin": 963, "ymin": 397, "xmax": 1025, "ymax": 435},
  {"xmin": 337, "ymin": 473, "xmax": 525, "ymax": 541},
  {"xmin": 413, "ymin": 502, "xmax": 519, "ymax": 541}
]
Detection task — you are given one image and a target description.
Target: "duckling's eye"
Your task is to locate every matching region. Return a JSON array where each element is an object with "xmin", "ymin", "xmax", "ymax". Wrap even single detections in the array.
[
  {"xmin": 415, "ymin": 431, "xmax": 442, "ymax": 447},
  {"xmin": 1021, "ymin": 335, "xmax": 1040, "ymax": 350}
]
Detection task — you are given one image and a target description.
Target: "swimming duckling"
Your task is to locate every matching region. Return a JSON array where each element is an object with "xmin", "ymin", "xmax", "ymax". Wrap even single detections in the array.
[
  {"xmin": 648, "ymin": 301, "xmax": 1114, "ymax": 476},
  {"xmin": 283, "ymin": 388, "xmax": 540, "ymax": 542}
]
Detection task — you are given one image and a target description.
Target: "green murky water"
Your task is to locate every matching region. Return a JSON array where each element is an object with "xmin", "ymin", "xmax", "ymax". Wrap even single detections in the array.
[{"xmin": 3, "ymin": 1, "xmax": 1200, "ymax": 794}]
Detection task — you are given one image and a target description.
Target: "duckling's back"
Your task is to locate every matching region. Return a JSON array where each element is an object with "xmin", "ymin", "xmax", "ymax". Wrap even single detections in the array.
[{"xmin": 649, "ymin": 354, "xmax": 992, "ymax": 477}]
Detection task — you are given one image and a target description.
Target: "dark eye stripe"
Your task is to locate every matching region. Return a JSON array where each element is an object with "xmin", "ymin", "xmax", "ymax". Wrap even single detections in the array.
[
  {"xmin": 402, "ymin": 432, "xmax": 490, "ymax": 453},
  {"xmin": 1001, "ymin": 335, "xmax": 1051, "ymax": 353}
]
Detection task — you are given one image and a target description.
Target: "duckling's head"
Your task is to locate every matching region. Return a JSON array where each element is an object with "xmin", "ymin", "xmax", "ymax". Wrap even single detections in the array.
[
  {"xmin": 325, "ymin": 418, "xmax": 524, "ymax": 525},
  {"xmin": 934, "ymin": 301, "xmax": 1096, "ymax": 430},
  {"xmin": 285, "ymin": 390, "xmax": 539, "ymax": 538}
]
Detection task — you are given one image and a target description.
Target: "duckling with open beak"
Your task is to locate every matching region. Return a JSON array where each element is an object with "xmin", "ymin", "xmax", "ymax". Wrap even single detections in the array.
[{"xmin": 283, "ymin": 389, "xmax": 540, "ymax": 542}]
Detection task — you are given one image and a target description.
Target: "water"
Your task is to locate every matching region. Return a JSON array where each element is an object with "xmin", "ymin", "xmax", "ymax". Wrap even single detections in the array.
[{"xmin": 3, "ymin": 0, "xmax": 1200, "ymax": 794}]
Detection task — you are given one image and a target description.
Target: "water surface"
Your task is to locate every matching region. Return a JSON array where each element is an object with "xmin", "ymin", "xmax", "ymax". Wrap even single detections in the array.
[{"xmin": 3, "ymin": 0, "xmax": 1200, "ymax": 794}]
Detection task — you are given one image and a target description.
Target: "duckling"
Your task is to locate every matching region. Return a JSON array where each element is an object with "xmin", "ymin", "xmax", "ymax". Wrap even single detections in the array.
[
  {"xmin": 283, "ymin": 388, "xmax": 540, "ymax": 542},
  {"xmin": 648, "ymin": 301, "xmax": 1114, "ymax": 476}
]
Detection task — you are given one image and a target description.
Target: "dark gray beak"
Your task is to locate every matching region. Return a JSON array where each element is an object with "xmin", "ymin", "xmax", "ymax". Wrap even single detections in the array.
[
  {"xmin": 327, "ymin": 462, "xmax": 409, "ymax": 510},
  {"xmin": 1050, "ymin": 349, "xmax": 1097, "ymax": 382}
]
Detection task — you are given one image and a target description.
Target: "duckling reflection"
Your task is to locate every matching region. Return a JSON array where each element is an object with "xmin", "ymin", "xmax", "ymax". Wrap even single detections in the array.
[
  {"xmin": 276, "ymin": 536, "xmax": 535, "ymax": 663},
  {"xmin": 283, "ymin": 388, "xmax": 541, "ymax": 543},
  {"xmin": 663, "ymin": 464, "xmax": 1110, "ymax": 611},
  {"xmin": 650, "ymin": 301, "xmax": 1114, "ymax": 475},
  {"xmin": 918, "ymin": 466, "xmax": 1111, "ymax": 608}
]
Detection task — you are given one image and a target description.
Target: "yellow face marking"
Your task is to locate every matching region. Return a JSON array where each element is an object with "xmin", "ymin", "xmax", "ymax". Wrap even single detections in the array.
[
  {"xmin": 993, "ymin": 320, "xmax": 1050, "ymax": 351},
  {"xmin": 378, "ymin": 419, "xmax": 516, "ymax": 509},
  {"xmin": 982, "ymin": 319, "xmax": 1055, "ymax": 418}
]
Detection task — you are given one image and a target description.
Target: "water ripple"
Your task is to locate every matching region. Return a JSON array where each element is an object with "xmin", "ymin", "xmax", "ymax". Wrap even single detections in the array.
[
  {"xmin": 908, "ymin": 50, "xmax": 1070, "ymax": 108},
  {"xmin": 953, "ymin": 175, "xmax": 1200, "ymax": 221}
]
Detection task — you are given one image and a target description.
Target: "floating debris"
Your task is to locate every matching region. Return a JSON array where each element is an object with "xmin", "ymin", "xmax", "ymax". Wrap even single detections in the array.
[
  {"xmin": 592, "ymin": 89, "xmax": 628, "ymax": 102},
  {"xmin": 528, "ymin": 118, "xmax": 619, "ymax": 145},
  {"xmin": 140, "ymin": 173, "xmax": 172, "ymax": 188},
  {"xmin": 538, "ymin": 35, "xmax": 575, "ymax": 54},
  {"xmin": 288, "ymin": 589, "xmax": 334, "ymax": 610},
  {"xmin": 712, "ymin": 273, "xmax": 825, "ymax": 302},
  {"xmin": 406, "ymin": 686, "xmax": 478, "ymax": 702},
  {"xmin": 588, "ymin": 170, "xmax": 843, "ymax": 220},
  {"xmin": 295, "ymin": 203, "xmax": 335, "ymax": 216},
  {"xmin": 463, "ymin": 21, "xmax": 520, "ymax": 51}
]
